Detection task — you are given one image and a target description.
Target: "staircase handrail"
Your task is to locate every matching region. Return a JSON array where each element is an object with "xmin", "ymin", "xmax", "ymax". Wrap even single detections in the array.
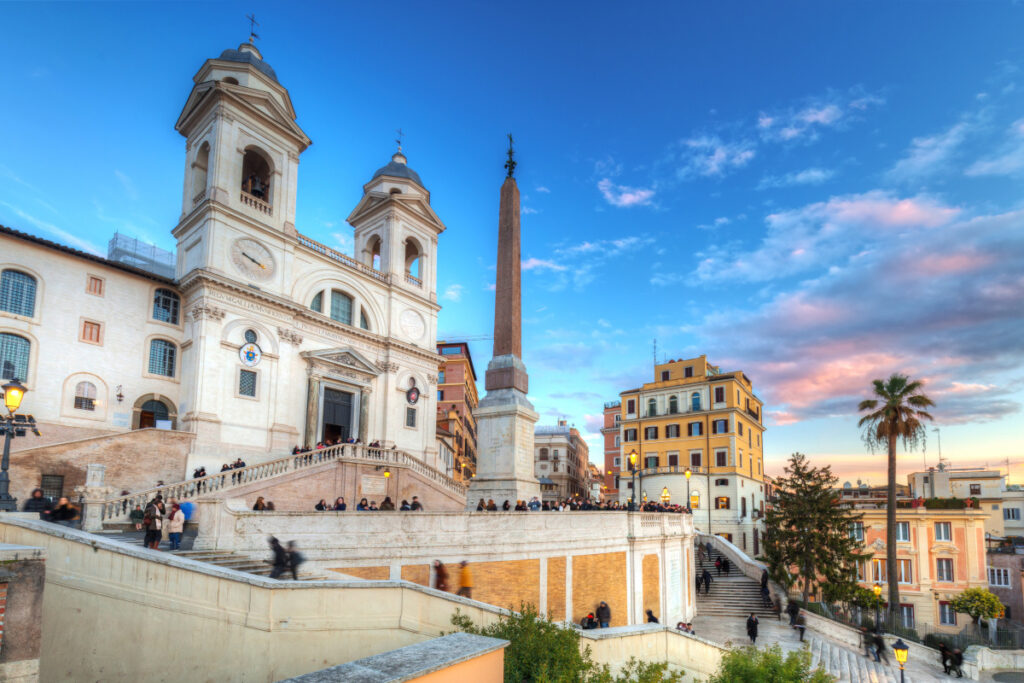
[{"xmin": 99, "ymin": 444, "xmax": 466, "ymax": 523}]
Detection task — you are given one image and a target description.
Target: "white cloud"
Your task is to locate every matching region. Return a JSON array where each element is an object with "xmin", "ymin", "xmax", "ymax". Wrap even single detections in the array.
[
  {"xmin": 442, "ymin": 284, "xmax": 463, "ymax": 302},
  {"xmin": 597, "ymin": 318, "xmax": 612, "ymax": 328},
  {"xmin": 886, "ymin": 121, "xmax": 972, "ymax": 182},
  {"xmin": 331, "ymin": 231, "xmax": 354, "ymax": 254},
  {"xmin": 674, "ymin": 135, "xmax": 756, "ymax": 179},
  {"xmin": 522, "ymin": 257, "xmax": 567, "ymax": 272},
  {"xmin": 522, "ymin": 207, "xmax": 539, "ymax": 215},
  {"xmin": 966, "ymin": 118, "xmax": 1024, "ymax": 176},
  {"xmin": 536, "ymin": 186, "xmax": 551, "ymax": 193},
  {"xmin": 596, "ymin": 178, "xmax": 655, "ymax": 207},
  {"xmin": 114, "ymin": 170, "xmax": 139, "ymax": 201},
  {"xmin": 697, "ymin": 216, "xmax": 731, "ymax": 231},
  {"xmin": 0, "ymin": 200, "xmax": 103, "ymax": 255},
  {"xmin": 758, "ymin": 89, "xmax": 884, "ymax": 143},
  {"xmin": 485, "ymin": 282, "xmax": 496, "ymax": 291},
  {"xmin": 758, "ymin": 167, "xmax": 836, "ymax": 189}
]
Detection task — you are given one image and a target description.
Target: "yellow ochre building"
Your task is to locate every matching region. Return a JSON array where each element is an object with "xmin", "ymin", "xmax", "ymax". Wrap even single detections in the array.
[{"xmin": 618, "ymin": 354, "xmax": 767, "ymax": 554}]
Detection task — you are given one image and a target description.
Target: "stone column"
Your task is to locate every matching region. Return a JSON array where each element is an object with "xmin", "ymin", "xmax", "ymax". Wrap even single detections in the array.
[
  {"xmin": 304, "ymin": 375, "xmax": 320, "ymax": 447},
  {"xmin": 75, "ymin": 464, "xmax": 113, "ymax": 533},
  {"xmin": 359, "ymin": 387, "xmax": 371, "ymax": 443}
]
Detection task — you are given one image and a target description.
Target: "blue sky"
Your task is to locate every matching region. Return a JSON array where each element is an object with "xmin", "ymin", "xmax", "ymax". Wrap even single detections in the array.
[{"xmin": 3, "ymin": 2, "xmax": 1024, "ymax": 483}]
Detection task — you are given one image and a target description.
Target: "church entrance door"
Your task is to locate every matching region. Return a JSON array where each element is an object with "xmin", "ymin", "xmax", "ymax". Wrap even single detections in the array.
[{"xmin": 322, "ymin": 388, "xmax": 353, "ymax": 443}]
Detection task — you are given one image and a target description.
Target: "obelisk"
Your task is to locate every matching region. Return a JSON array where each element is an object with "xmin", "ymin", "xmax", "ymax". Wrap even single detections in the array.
[{"xmin": 466, "ymin": 136, "xmax": 541, "ymax": 508}]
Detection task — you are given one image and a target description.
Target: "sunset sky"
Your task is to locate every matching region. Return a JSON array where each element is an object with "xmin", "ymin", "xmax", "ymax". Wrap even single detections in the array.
[{"xmin": 2, "ymin": 2, "xmax": 1023, "ymax": 484}]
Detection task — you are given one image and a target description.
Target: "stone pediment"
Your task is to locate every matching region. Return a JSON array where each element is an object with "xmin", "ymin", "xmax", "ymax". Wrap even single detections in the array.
[
  {"xmin": 346, "ymin": 192, "xmax": 446, "ymax": 235},
  {"xmin": 175, "ymin": 84, "xmax": 310, "ymax": 148},
  {"xmin": 302, "ymin": 347, "xmax": 381, "ymax": 377}
]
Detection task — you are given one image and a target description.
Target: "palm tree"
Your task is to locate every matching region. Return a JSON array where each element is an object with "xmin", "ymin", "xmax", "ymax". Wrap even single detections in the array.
[{"xmin": 858, "ymin": 374, "xmax": 934, "ymax": 625}]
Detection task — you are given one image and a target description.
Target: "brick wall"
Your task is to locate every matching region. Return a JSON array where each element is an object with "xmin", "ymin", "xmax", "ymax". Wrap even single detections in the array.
[
  {"xmin": 470, "ymin": 559, "xmax": 540, "ymax": 611},
  {"xmin": 331, "ymin": 566, "xmax": 389, "ymax": 580},
  {"xmin": 401, "ymin": 564, "xmax": 431, "ymax": 587},
  {"xmin": 642, "ymin": 554, "xmax": 660, "ymax": 620},
  {"xmin": 572, "ymin": 552, "xmax": 627, "ymax": 627},
  {"xmin": 547, "ymin": 556, "xmax": 566, "ymax": 621}
]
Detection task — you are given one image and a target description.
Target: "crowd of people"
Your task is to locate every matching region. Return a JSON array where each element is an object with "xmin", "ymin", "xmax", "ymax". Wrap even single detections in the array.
[
  {"xmin": 22, "ymin": 488, "xmax": 79, "ymax": 526},
  {"xmin": 292, "ymin": 439, "xmax": 386, "ymax": 453},
  {"xmin": 136, "ymin": 494, "xmax": 188, "ymax": 550},
  {"xmin": 311, "ymin": 495, "xmax": 425, "ymax": 511},
  {"xmin": 470, "ymin": 496, "xmax": 695, "ymax": 512}
]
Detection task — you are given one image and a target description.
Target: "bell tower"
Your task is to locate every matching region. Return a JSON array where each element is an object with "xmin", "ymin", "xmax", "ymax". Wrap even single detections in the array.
[{"xmin": 171, "ymin": 41, "xmax": 311, "ymax": 293}]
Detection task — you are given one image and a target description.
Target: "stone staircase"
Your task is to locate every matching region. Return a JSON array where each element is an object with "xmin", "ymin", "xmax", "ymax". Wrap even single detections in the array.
[
  {"xmin": 806, "ymin": 633, "xmax": 919, "ymax": 682},
  {"xmin": 111, "ymin": 535, "xmax": 329, "ymax": 581},
  {"xmin": 695, "ymin": 554, "xmax": 777, "ymax": 618}
]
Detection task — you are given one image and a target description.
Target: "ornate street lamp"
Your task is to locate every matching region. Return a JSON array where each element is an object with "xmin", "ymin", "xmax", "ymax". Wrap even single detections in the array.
[
  {"xmin": 685, "ymin": 468, "xmax": 692, "ymax": 509},
  {"xmin": 872, "ymin": 583, "xmax": 883, "ymax": 633},
  {"xmin": 1, "ymin": 379, "xmax": 40, "ymax": 513},
  {"xmin": 660, "ymin": 486, "xmax": 670, "ymax": 503},
  {"xmin": 629, "ymin": 449, "xmax": 638, "ymax": 509},
  {"xmin": 892, "ymin": 638, "xmax": 908, "ymax": 683}
]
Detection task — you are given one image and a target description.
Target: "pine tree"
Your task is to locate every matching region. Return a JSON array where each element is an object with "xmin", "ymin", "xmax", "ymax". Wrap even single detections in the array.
[{"xmin": 764, "ymin": 453, "xmax": 867, "ymax": 606}]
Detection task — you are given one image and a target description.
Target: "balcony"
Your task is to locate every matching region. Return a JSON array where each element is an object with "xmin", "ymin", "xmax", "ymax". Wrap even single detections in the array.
[
  {"xmin": 240, "ymin": 191, "xmax": 272, "ymax": 216},
  {"xmin": 296, "ymin": 233, "xmax": 390, "ymax": 284},
  {"xmin": 405, "ymin": 273, "xmax": 422, "ymax": 288}
]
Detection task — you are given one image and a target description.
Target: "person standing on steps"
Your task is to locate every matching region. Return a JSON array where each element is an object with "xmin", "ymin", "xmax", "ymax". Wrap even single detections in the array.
[
  {"xmin": 760, "ymin": 568, "xmax": 769, "ymax": 591},
  {"xmin": 746, "ymin": 613, "xmax": 759, "ymax": 644},
  {"xmin": 596, "ymin": 601, "xmax": 611, "ymax": 628},
  {"xmin": 786, "ymin": 600, "xmax": 800, "ymax": 626},
  {"xmin": 166, "ymin": 502, "xmax": 185, "ymax": 551},
  {"xmin": 702, "ymin": 568, "xmax": 713, "ymax": 594},
  {"xmin": 715, "ymin": 556, "xmax": 722, "ymax": 576},
  {"xmin": 696, "ymin": 573, "xmax": 703, "ymax": 595},
  {"xmin": 795, "ymin": 613, "xmax": 806, "ymax": 642}
]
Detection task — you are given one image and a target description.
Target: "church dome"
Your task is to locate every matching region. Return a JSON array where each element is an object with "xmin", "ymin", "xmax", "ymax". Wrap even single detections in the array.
[
  {"xmin": 217, "ymin": 43, "xmax": 279, "ymax": 83},
  {"xmin": 372, "ymin": 152, "xmax": 425, "ymax": 188}
]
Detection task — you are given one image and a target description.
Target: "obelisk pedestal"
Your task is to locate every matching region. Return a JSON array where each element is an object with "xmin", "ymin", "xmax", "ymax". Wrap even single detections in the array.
[{"xmin": 466, "ymin": 151, "xmax": 541, "ymax": 508}]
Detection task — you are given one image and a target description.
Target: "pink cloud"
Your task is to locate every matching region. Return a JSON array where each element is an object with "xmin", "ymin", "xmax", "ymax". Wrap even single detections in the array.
[
  {"xmin": 827, "ymin": 194, "xmax": 959, "ymax": 228},
  {"xmin": 597, "ymin": 178, "xmax": 655, "ymax": 207}
]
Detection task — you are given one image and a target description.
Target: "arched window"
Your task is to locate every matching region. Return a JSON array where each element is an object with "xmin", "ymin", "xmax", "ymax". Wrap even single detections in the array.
[
  {"xmin": 691, "ymin": 392, "xmax": 701, "ymax": 411},
  {"xmin": 140, "ymin": 400, "xmax": 169, "ymax": 425},
  {"xmin": 539, "ymin": 448, "xmax": 549, "ymax": 461},
  {"xmin": 404, "ymin": 238, "xmax": 422, "ymax": 283},
  {"xmin": 329, "ymin": 290, "xmax": 353, "ymax": 325},
  {"xmin": 244, "ymin": 329, "xmax": 258, "ymax": 344},
  {"xmin": 360, "ymin": 308, "xmax": 369, "ymax": 330},
  {"xmin": 668, "ymin": 395, "xmax": 678, "ymax": 414},
  {"xmin": 364, "ymin": 235, "xmax": 382, "ymax": 270},
  {"xmin": 310, "ymin": 291, "xmax": 323, "ymax": 313},
  {"xmin": 241, "ymin": 147, "xmax": 272, "ymax": 203},
  {"xmin": 148, "ymin": 339, "xmax": 177, "ymax": 377},
  {"xmin": 0, "ymin": 270, "xmax": 37, "ymax": 317},
  {"xmin": 647, "ymin": 398, "xmax": 657, "ymax": 417},
  {"xmin": 153, "ymin": 288, "xmax": 180, "ymax": 324},
  {"xmin": 0, "ymin": 333, "xmax": 30, "ymax": 381},
  {"xmin": 192, "ymin": 141, "xmax": 210, "ymax": 202},
  {"xmin": 74, "ymin": 381, "xmax": 97, "ymax": 411}
]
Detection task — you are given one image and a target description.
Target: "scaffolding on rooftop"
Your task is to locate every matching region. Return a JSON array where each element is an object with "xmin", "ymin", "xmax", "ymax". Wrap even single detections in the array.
[{"xmin": 107, "ymin": 232, "xmax": 176, "ymax": 279}]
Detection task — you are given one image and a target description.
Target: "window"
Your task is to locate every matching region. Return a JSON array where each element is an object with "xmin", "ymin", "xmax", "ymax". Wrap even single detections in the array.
[
  {"xmin": 850, "ymin": 522, "xmax": 864, "ymax": 541},
  {"xmin": 539, "ymin": 448, "xmax": 548, "ymax": 461},
  {"xmin": 330, "ymin": 290, "xmax": 353, "ymax": 325},
  {"xmin": 690, "ymin": 452, "xmax": 702, "ymax": 468},
  {"xmin": 936, "ymin": 558, "xmax": 954, "ymax": 582},
  {"xmin": 0, "ymin": 333, "xmax": 31, "ymax": 381},
  {"xmin": 241, "ymin": 147, "xmax": 272, "ymax": 202},
  {"xmin": 691, "ymin": 392, "xmax": 701, "ymax": 411},
  {"xmin": 853, "ymin": 560, "xmax": 867, "ymax": 582},
  {"xmin": 614, "ymin": 414, "xmax": 621, "ymax": 425},
  {"xmin": 310, "ymin": 292, "xmax": 323, "ymax": 312},
  {"xmin": 438, "ymin": 370, "xmax": 446, "ymax": 384},
  {"xmin": 688, "ymin": 422, "xmax": 703, "ymax": 436},
  {"xmin": 627, "ymin": 399, "xmax": 635, "ymax": 414},
  {"xmin": 739, "ymin": 451, "xmax": 743, "ymax": 467},
  {"xmin": 661, "ymin": 370, "xmax": 670, "ymax": 381},
  {"xmin": 40, "ymin": 474, "xmax": 64, "ymax": 500},
  {"xmin": 612, "ymin": 456, "xmax": 620, "ymax": 468},
  {"xmin": 80, "ymin": 320, "xmax": 102, "ymax": 345},
  {"xmin": 989, "ymin": 567, "xmax": 1011, "ymax": 588},
  {"xmin": 440, "ymin": 346, "xmax": 462, "ymax": 356},
  {"xmin": 714, "ymin": 386, "xmax": 724, "ymax": 403},
  {"xmin": 715, "ymin": 496, "xmax": 730, "ymax": 510},
  {"xmin": 668, "ymin": 396, "xmax": 678, "ymax": 414},
  {"xmin": 405, "ymin": 407, "xmax": 417, "ymax": 428},
  {"xmin": 712, "ymin": 419, "xmax": 728, "ymax": 434},
  {"xmin": 148, "ymin": 339, "xmax": 177, "ymax": 377},
  {"xmin": 74, "ymin": 381, "xmax": 97, "ymax": 411},
  {"xmin": 935, "ymin": 522, "xmax": 951, "ymax": 542},
  {"xmin": 647, "ymin": 398, "xmax": 657, "ymax": 417},
  {"xmin": 1005, "ymin": 508, "xmax": 1021, "ymax": 521},
  {"xmin": 0, "ymin": 270, "xmax": 37, "ymax": 317},
  {"xmin": 665, "ymin": 424, "xmax": 679, "ymax": 438},
  {"xmin": 86, "ymin": 275, "xmax": 104, "ymax": 296},
  {"xmin": 152, "ymin": 288, "xmax": 180, "ymax": 324},
  {"xmin": 614, "ymin": 434, "xmax": 620, "ymax": 447},
  {"xmin": 939, "ymin": 602, "xmax": 957, "ymax": 626},
  {"xmin": 899, "ymin": 605, "xmax": 915, "ymax": 630},
  {"xmin": 360, "ymin": 309, "xmax": 369, "ymax": 330},
  {"xmin": 624, "ymin": 429, "xmax": 637, "ymax": 442},
  {"xmin": 690, "ymin": 492, "xmax": 700, "ymax": 509},
  {"xmin": 644, "ymin": 426, "xmax": 658, "ymax": 440},
  {"xmin": 715, "ymin": 478, "xmax": 728, "ymax": 486},
  {"xmin": 236, "ymin": 369, "xmax": 256, "ymax": 397},
  {"xmin": 684, "ymin": 366, "xmax": 693, "ymax": 378},
  {"xmin": 553, "ymin": 449, "xmax": 560, "ymax": 458},
  {"xmin": 244, "ymin": 329, "xmax": 258, "ymax": 343},
  {"xmin": 871, "ymin": 558, "xmax": 887, "ymax": 583},
  {"xmin": 898, "ymin": 559, "xmax": 913, "ymax": 584},
  {"xmin": 716, "ymin": 450, "xmax": 728, "ymax": 467},
  {"xmin": 667, "ymin": 453, "xmax": 678, "ymax": 467},
  {"xmin": 970, "ymin": 484, "xmax": 981, "ymax": 496},
  {"xmin": 896, "ymin": 522, "xmax": 910, "ymax": 542},
  {"xmin": 645, "ymin": 455, "xmax": 658, "ymax": 469}
]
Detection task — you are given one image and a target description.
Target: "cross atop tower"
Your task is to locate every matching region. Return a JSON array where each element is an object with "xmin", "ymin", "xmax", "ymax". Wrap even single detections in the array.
[
  {"xmin": 246, "ymin": 13, "xmax": 260, "ymax": 44},
  {"xmin": 504, "ymin": 133, "xmax": 516, "ymax": 179},
  {"xmin": 395, "ymin": 128, "xmax": 404, "ymax": 153}
]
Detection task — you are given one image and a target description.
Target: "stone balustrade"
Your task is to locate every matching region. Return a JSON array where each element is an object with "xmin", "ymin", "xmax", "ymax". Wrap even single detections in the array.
[
  {"xmin": 239, "ymin": 191, "xmax": 272, "ymax": 215},
  {"xmin": 296, "ymin": 233, "xmax": 390, "ymax": 283}
]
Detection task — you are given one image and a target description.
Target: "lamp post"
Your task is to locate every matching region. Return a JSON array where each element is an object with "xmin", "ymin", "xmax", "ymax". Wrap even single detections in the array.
[
  {"xmin": 892, "ymin": 638, "xmax": 908, "ymax": 683},
  {"xmin": 1, "ymin": 379, "xmax": 36, "ymax": 512},
  {"xmin": 629, "ymin": 449, "xmax": 638, "ymax": 510},
  {"xmin": 685, "ymin": 468, "xmax": 692, "ymax": 510},
  {"xmin": 872, "ymin": 583, "xmax": 883, "ymax": 633}
]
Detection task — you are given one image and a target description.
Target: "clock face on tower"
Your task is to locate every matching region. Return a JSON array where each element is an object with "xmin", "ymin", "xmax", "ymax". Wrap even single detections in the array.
[{"xmin": 230, "ymin": 238, "xmax": 276, "ymax": 281}]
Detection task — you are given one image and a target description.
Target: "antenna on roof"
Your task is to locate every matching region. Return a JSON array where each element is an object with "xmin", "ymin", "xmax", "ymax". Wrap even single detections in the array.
[{"xmin": 246, "ymin": 13, "xmax": 260, "ymax": 44}]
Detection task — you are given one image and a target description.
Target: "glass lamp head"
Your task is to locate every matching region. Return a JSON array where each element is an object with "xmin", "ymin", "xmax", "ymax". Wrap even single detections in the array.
[
  {"xmin": 892, "ymin": 639, "xmax": 908, "ymax": 666},
  {"xmin": 2, "ymin": 378, "xmax": 26, "ymax": 413}
]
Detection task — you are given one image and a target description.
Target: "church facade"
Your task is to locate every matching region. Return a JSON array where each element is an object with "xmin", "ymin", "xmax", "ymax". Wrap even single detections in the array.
[{"xmin": 0, "ymin": 42, "xmax": 447, "ymax": 482}]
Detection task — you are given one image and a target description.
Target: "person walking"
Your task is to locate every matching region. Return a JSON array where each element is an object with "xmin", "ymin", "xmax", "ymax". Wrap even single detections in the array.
[
  {"xmin": 760, "ymin": 584, "xmax": 773, "ymax": 608},
  {"xmin": 166, "ymin": 502, "xmax": 186, "ymax": 550},
  {"xmin": 950, "ymin": 648, "xmax": 964, "ymax": 678},
  {"xmin": 746, "ymin": 613, "xmax": 759, "ymax": 644},
  {"xmin": 286, "ymin": 541, "xmax": 304, "ymax": 580},
  {"xmin": 22, "ymin": 488, "xmax": 53, "ymax": 520},
  {"xmin": 143, "ymin": 499, "xmax": 163, "ymax": 550},
  {"xmin": 938, "ymin": 643, "xmax": 952, "ymax": 674},
  {"xmin": 795, "ymin": 614, "xmax": 807, "ymax": 642},
  {"xmin": 760, "ymin": 568, "xmax": 769, "ymax": 590},
  {"xmin": 872, "ymin": 632, "xmax": 889, "ymax": 664},
  {"xmin": 722, "ymin": 557, "xmax": 731, "ymax": 576},
  {"xmin": 433, "ymin": 560, "xmax": 449, "ymax": 592},
  {"xmin": 268, "ymin": 537, "xmax": 290, "ymax": 579},
  {"xmin": 715, "ymin": 557, "xmax": 722, "ymax": 576},
  {"xmin": 457, "ymin": 561, "xmax": 473, "ymax": 598},
  {"xmin": 702, "ymin": 568, "xmax": 713, "ymax": 595},
  {"xmin": 860, "ymin": 627, "xmax": 873, "ymax": 658},
  {"xmin": 696, "ymin": 574, "xmax": 704, "ymax": 595},
  {"xmin": 596, "ymin": 601, "xmax": 611, "ymax": 628},
  {"xmin": 645, "ymin": 609, "xmax": 659, "ymax": 624},
  {"xmin": 786, "ymin": 600, "xmax": 800, "ymax": 626}
]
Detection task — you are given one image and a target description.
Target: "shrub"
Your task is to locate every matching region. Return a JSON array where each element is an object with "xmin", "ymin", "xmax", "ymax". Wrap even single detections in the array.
[{"xmin": 708, "ymin": 644, "xmax": 835, "ymax": 682}]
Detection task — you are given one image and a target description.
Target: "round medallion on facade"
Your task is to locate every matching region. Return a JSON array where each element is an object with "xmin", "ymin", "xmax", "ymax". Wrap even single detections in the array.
[
  {"xmin": 399, "ymin": 309, "xmax": 426, "ymax": 341},
  {"xmin": 239, "ymin": 342, "xmax": 262, "ymax": 366},
  {"xmin": 406, "ymin": 386, "xmax": 420, "ymax": 405},
  {"xmin": 230, "ymin": 238, "xmax": 276, "ymax": 280}
]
